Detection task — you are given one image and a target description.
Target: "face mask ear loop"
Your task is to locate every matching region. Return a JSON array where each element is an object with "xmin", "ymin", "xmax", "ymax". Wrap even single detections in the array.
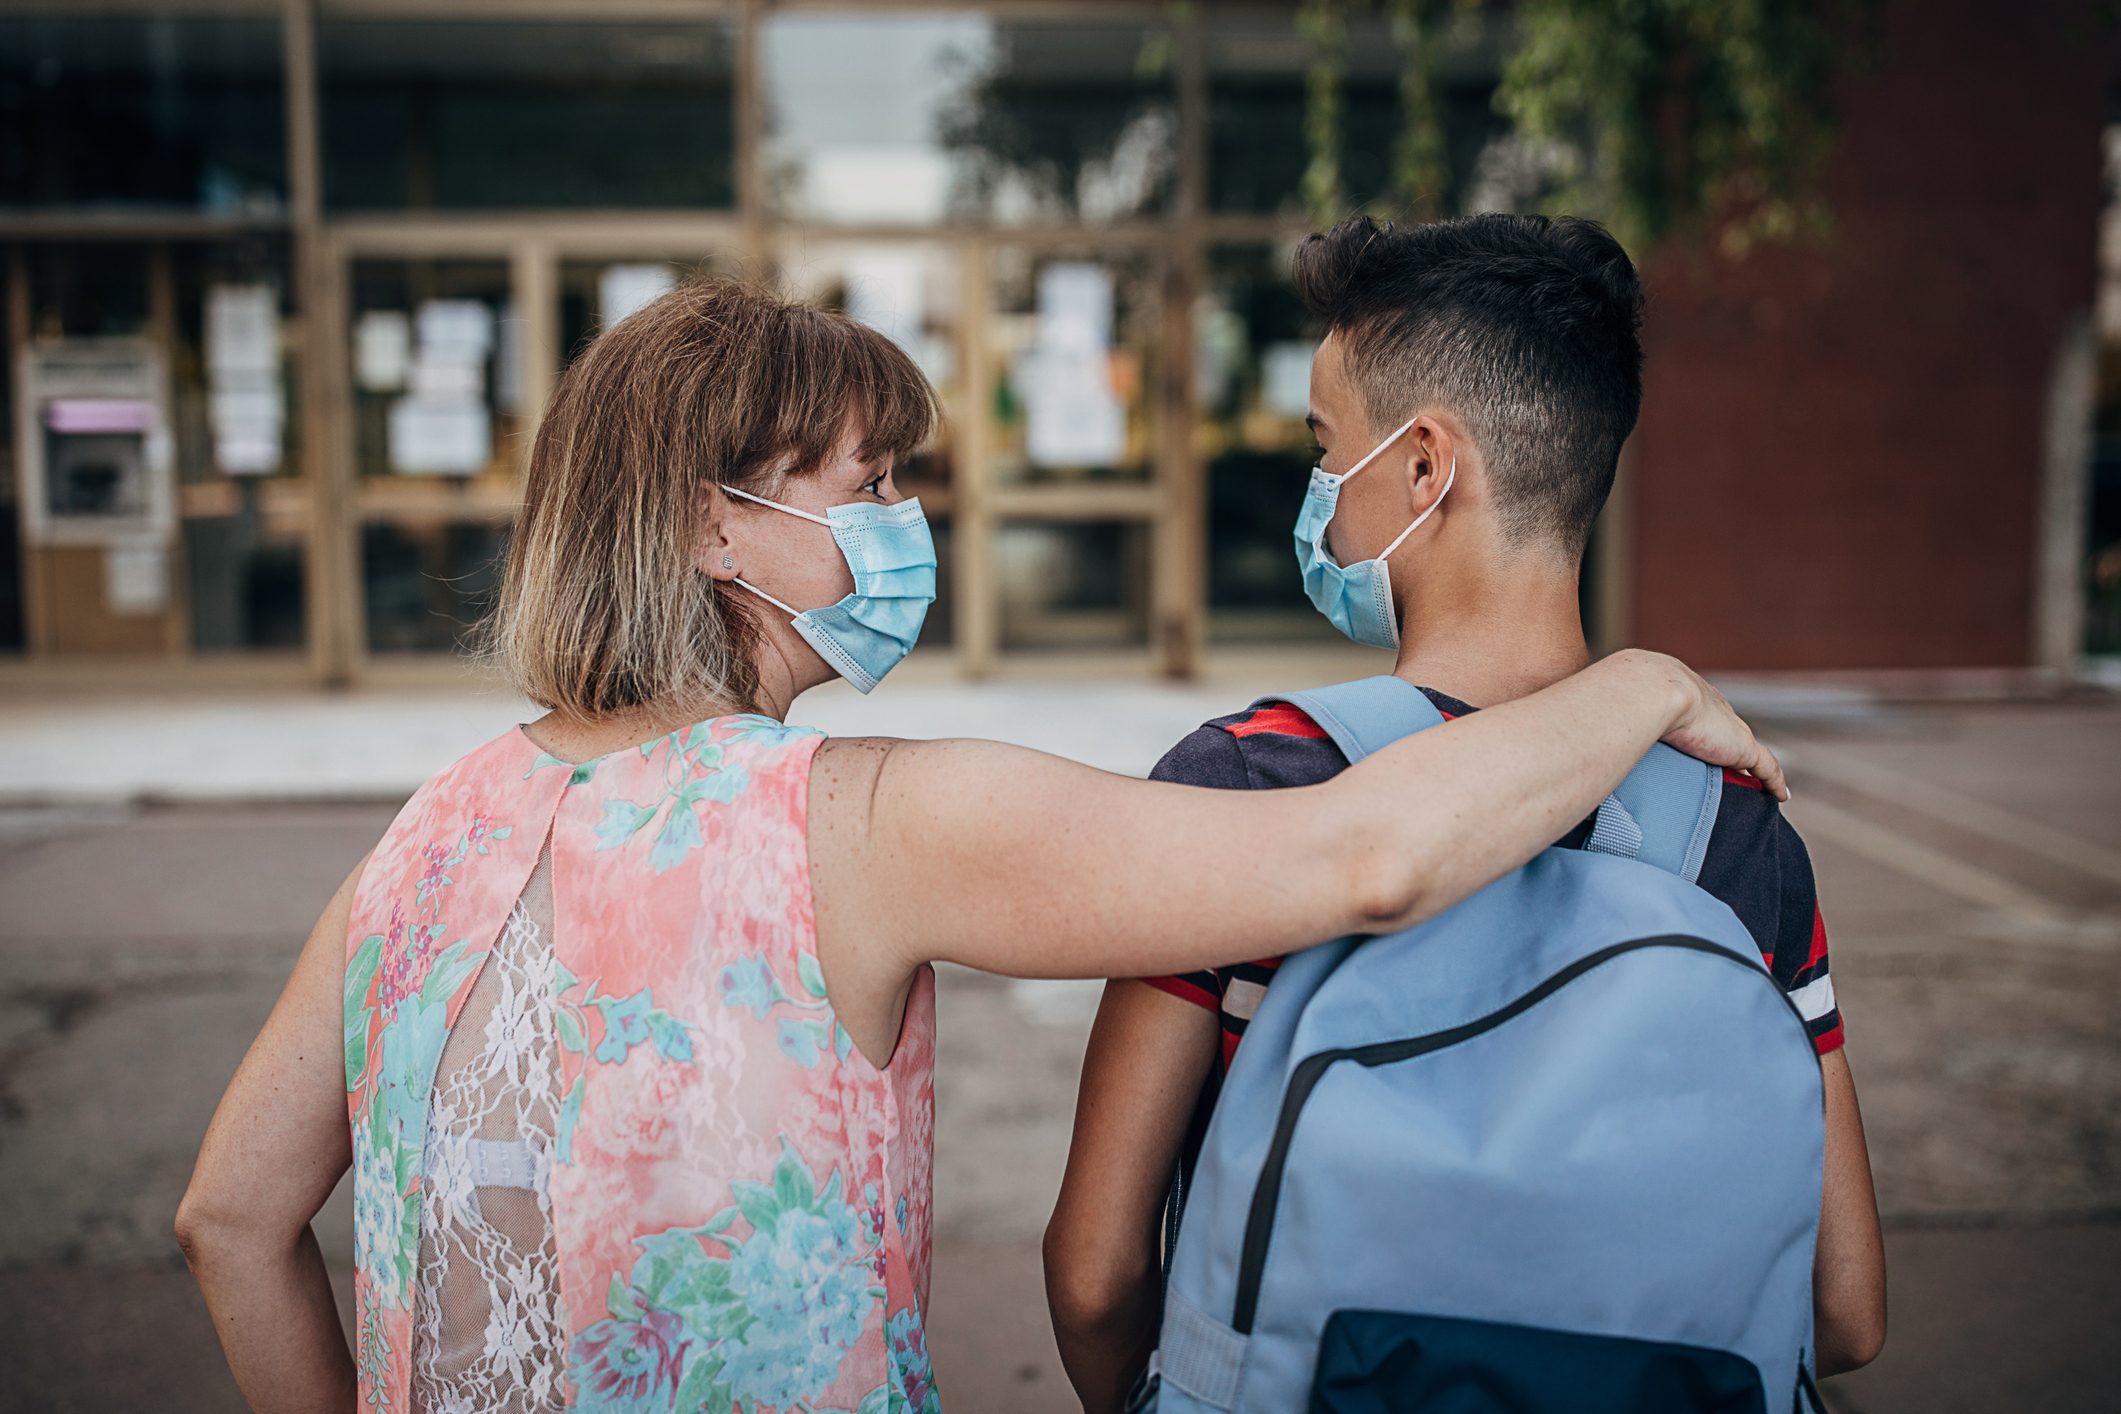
[
  {"xmin": 725, "ymin": 484, "xmax": 833, "ymax": 527},
  {"xmin": 1377, "ymin": 452, "xmax": 1457, "ymax": 561},
  {"xmin": 1336, "ymin": 413, "xmax": 1421, "ymax": 484},
  {"xmin": 731, "ymin": 577, "xmax": 800, "ymax": 618}
]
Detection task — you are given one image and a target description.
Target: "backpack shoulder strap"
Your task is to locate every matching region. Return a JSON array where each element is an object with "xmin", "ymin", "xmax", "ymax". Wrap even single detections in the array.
[
  {"xmin": 1588, "ymin": 742, "xmax": 1724, "ymax": 884},
  {"xmin": 1271, "ymin": 675, "xmax": 1446, "ymax": 763},
  {"xmin": 1276, "ymin": 675, "xmax": 1720, "ymax": 884}
]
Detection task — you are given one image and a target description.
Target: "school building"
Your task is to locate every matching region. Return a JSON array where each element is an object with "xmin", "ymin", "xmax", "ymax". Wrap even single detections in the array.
[{"xmin": 3, "ymin": 1, "xmax": 2116, "ymax": 692}]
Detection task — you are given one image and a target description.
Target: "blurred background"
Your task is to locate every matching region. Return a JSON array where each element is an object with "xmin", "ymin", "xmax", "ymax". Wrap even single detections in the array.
[{"xmin": 0, "ymin": 1, "xmax": 2117, "ymax": 1411}]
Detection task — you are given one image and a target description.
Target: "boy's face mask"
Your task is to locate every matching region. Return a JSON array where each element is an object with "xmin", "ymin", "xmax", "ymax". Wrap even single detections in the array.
[
  {"xmin": 726, "ymin": 486, "xmax": 937, "ymax": 693},
  {"xmin": 1292, "ymin": 414, "xmax": 1455, "ymax": 650}
]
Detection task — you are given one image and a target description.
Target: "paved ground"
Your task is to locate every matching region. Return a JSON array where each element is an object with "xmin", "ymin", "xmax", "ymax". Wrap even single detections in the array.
[{"xmin": 2, "ymin": 683, "xmax": 2118, "ymax": 1411}]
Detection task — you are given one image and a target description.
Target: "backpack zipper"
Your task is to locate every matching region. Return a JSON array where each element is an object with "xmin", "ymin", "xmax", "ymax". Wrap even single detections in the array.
[{"xmin": 1228, "ymin": 934, "xmax": 1809, "ymax": 1335}]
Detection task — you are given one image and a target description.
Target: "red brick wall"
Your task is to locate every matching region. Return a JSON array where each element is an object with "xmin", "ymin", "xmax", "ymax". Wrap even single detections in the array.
[{"xmin": 1626, "ymin": 0, "xmax": 2116, "ymax": 670}]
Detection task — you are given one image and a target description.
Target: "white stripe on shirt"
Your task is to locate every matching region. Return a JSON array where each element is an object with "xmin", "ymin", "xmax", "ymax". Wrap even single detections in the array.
[{"xmin": 1787, "ymin": 973, "xmax": 1836, "ymax": 1023}]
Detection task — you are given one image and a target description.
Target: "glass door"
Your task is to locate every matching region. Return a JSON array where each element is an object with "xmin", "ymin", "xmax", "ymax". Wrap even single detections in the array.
[{"xmin": 330, "ymin": 228, "xmax": 750, "ymax": 671}]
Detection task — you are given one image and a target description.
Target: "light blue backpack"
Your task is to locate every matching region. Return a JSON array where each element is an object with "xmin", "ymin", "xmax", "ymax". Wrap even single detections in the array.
[{"xmin": 1148, "ymin": 676, "xmax": 1827, "ymax": 1414}]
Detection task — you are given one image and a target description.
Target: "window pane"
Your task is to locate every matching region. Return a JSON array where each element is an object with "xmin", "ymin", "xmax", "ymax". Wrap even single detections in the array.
[
  {"xmin": 2088, "ymin": 115, "xmax": 2121, "ymax": 656},
  {"xmin": 22, "ymin": 244, "xmax": 151, "ymax": 338},
  {"xmin": 1201, "ymin": 243, "xmax": 1337, "ymax": 644},
  {"xmin": 319, "ymin": 19, "xmax": 736, "ymax": 211},
  {"xmin": 172, "ymin": 239, "xmax": 299, "ymax": 486},
  {"xmin": 0, "ymin": 14, "xmax": 286, "ymax": 213},
  {"xmin": 362, "ymin": 518, "xmax": 505, "ymax": 654},
  {"xmin": 184, "ymin": 498, "xmax": 305, "ymax": 651},
  {"xmin": 998, "ymin": 519, "xmax": 1149, "ymax": 651},
  {"xmin": 0, "ymin": 266, "xmax": 18, "ymax": 653},
  {"xmin": 765, "ymin": 12, "xmax": 1175, "ymax": 225},
  {"xmin": 557, "ymin": 255, "xmax": 740, "ymax": 373},
  {"xmin": 1205, "ymin": 11, "xmax": 1500, "ymax": 216},
  {"xmin": 992, "ymin": 248, "xmax": 1159, "ymax": 485},
  {"xmin": 350, "ymin": 260, "xmax": 520, "ymax": 485}
]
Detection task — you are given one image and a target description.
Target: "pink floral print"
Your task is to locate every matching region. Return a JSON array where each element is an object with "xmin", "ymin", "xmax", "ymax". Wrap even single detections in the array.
[{"xmin": 345, "ymin": 715, "xmax": 938, "ymax": 1413}]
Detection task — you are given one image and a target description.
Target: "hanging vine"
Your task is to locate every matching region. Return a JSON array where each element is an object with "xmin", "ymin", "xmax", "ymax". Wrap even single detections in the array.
[
  {"xmin": 1290, "ymin": 0, "xmax": 1869, "ymax": 252},
  {"xmin": 1383, "ymin": 0, "xmax": 1474, "ymax": 222},
  {"xmin": 1298, "ymin": 0, "xmax": 1354, "ymax": 221}
]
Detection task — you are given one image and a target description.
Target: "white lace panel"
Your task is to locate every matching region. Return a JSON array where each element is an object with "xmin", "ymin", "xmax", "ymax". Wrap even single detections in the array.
[{"xmin": 411, "ymin": 855, "xmax": 568, "ymax": 1414}]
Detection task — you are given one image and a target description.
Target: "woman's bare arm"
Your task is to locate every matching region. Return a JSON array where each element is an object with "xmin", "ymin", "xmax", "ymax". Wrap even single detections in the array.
[
  {"xmin": 177, "ymin": 856, "xmax": 366, "ymax": 1413},
  {"xmin": 812, "ymin": 650, "xmax": 1781, "ymax": 1060}
]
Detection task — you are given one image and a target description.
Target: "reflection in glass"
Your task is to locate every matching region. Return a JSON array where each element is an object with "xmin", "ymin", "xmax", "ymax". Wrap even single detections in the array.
[
  {"xmin": 1200, "ymin": 244, "xmax": 1338, "ymax": 644},
  {"xmin": 0, "ymin": 15, "xmax": 285, "ymax": 212},
  {"xmin": 185, "ymin": 501, "xmax": 305, "ymax": 651},
  {"xmin": 363, "ymin": 519, "xmax": 506, "ymax": 655},
  {"xmin": 991, "ymin": 248, "xmax": 1158, "ymax": 484},
  {"xmin": 998, "ymin": 519, "xmax": 1149, "ymax": 650},
  {"xmin": 320, "ymin": 19, "xmax": 736, "ymax": 211},
  {"xmin": 349, "ymin": 261, "xmax": 519, "ymax": 484},
  {"xmin": 764, "ymin": 13, "xmax": 1174, "ymax": 224}
]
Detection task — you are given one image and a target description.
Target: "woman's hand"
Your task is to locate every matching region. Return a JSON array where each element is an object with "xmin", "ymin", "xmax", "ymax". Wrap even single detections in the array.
[{"xmin": 1609, "ymin": 649, "xmax": 1788, "ymax": 800}]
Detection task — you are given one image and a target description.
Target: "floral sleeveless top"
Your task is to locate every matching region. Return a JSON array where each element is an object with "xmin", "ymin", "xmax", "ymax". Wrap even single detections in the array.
[{"xmin": 344, "ymin": 715, "xmax": 939, "ymax": 1414}]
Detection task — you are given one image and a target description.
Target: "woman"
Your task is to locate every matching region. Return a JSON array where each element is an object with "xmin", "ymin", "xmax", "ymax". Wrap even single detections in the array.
[{"xmin": 176, "ymin": 278, "xmax": 1781, "ymax": 1414}]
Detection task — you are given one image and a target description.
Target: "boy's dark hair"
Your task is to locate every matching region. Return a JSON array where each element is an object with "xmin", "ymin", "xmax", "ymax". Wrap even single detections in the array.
[{"xmin": 1291, "ymin": 212, "xmax": 1644, "ymax": 556}]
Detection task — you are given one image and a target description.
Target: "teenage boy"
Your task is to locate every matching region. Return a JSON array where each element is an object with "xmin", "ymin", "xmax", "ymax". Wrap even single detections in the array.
[{"xmin": 1043, "ymin": 213, "xmax": 1886, "ymax": 1411}]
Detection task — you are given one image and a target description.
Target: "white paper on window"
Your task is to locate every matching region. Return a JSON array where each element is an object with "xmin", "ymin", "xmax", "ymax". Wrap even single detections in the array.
[
  {"xmin": 206, "ymin": 284, "xmax": 284, "ymax": 475},
  {"xmin": 1020, "ymin": 262, "xmax": 1124, "ymax": 470},
  {"xmin": 599, "ymin": 264, "xmax": 677, "ymax": 330},
  {"xmin": 1260, "ymin": 342, "xmax": 1318, "ymax": 421},
  {"xmin": 105, "ymin": 538, "xmax": 170, "ymax": 615},
  {"xmin": 356, "ymin": 311, "xmax": 413, "ymax": 392},
  {"xmin": 389, "ymin": 397, "xmax": 492, "ymax": 476},
  {"xmin": 844, "ymin": 249, "xmax": 954, "ymax": 388}
]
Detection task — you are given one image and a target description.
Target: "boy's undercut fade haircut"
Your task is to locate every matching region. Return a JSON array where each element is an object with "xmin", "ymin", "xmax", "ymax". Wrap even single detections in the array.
[{"xmin": 1291, "ymin": 212, "xmax": 1645, "ymax": 556}]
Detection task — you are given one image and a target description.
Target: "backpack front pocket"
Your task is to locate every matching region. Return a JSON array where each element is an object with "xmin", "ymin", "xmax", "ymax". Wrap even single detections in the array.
[{"xmin": 1311, "ymin": 1309, "xmax": 1769, "ymax": 1414}]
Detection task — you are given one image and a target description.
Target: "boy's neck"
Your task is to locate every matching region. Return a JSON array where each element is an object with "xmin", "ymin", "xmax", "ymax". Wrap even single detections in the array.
[{"xmin": 1389, "ymin": 554, "xmax": 1591, "ymax": 710}]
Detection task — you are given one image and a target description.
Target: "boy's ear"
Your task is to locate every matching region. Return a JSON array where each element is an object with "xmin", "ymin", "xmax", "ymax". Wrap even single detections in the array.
[
  {"xmin": 1405, "ymin": 416, "xmax": 1456, "ymax": 506},
  {"xmin": 696, "ymin": 487, "xmax": 741, "ymax": 583}
]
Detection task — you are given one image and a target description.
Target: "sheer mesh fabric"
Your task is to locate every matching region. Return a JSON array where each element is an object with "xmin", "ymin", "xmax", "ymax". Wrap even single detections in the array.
[{"xmin": 410, "ymin": 853, "xmax": 567, "ymax": 1413}]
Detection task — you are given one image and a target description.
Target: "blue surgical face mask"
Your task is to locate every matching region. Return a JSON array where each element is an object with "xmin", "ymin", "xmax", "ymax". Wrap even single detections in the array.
[
  {"xmin": 727, "ymin": 486, "xmax": 937, "ymax": 694},
  {"xmin": 1293, "ymin": 414, "xmax": 1455, "ymax": 650}
]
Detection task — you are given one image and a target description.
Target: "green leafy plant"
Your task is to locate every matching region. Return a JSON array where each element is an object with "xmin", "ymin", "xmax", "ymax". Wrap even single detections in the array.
[{"xmin": 1293, "ymin": 0, "xmax": 1869, "ymax": 251}]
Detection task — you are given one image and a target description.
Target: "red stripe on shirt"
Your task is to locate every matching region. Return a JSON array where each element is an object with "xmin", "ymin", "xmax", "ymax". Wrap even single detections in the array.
[
  {"xmin": 1812, "ymin": 1021, "xmax": 1845, "ymax": 1055},
  {"xmin": 1142, "ymin": 973, "xmax": 1217, "ymax": 1011},
  {"xmin": 1226, "ymin": 704, "xmax": 1331, "ymax": 740},
  {"xmin": 1722, "ymin": 767, "xmax": 1767, "ymax": 790}
]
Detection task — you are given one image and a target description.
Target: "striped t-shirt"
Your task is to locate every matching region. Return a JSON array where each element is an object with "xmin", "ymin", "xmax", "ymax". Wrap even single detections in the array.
[{"xmin": 1145, "ymin": 690, "xmax": 1846, "ymax": 1070}]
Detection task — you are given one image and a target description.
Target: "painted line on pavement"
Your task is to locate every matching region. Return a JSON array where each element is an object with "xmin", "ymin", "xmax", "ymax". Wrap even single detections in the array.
[
  {"xmin": 1787, "ymin": 795, "xmax": 2062, "ymax": 922},
  {"xmin": 1785, "ymin": 738, "xmax": 2121, "ymax": 887}
]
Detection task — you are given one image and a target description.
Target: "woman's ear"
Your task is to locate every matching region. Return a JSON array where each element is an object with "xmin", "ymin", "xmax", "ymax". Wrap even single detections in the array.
[{"xmin": 696, "ymin": 487, "xmax": 742, "ymax": 583}]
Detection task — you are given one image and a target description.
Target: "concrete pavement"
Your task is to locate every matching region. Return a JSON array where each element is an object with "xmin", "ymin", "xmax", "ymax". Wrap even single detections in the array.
[{"xmin": 2, "ymin": 683, "xmax": 2118, "ymax": 1411}]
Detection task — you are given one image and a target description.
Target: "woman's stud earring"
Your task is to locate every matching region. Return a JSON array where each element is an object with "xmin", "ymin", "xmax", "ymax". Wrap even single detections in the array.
[{"xmin": 722, "ymin": 555, "xmax": 735, "ymax": 569}]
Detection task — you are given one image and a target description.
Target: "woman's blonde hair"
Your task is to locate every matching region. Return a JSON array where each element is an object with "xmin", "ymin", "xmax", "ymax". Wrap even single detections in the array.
[{"xmin": 488, "ymin": 275, "xmax": 939, "ymax": 718}]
